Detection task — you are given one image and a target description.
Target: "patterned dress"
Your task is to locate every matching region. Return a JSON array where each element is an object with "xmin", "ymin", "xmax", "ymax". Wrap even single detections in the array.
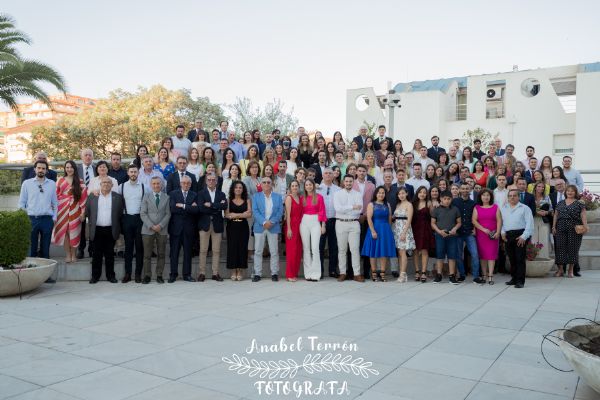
[
  {"xmin": 555, "ymin": 200, "xmax": 585, "ymax": 265},
  {"xmin": 393, "ymin": 208, "xmax": 416, "ymax": 250},
  {"xmin": 51, "ymin": 177, "xmax": 88, "ymax": 247}
]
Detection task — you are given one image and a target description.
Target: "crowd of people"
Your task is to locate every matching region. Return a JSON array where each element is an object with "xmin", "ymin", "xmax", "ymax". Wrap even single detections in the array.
[{"xmin": 18, "ymin": 119, "xmax": 590, "ymax": 288}]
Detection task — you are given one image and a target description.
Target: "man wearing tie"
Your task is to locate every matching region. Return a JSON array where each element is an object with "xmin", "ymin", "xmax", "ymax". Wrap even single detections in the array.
[
  {"xmin": 168, "ymin": 176, "xmax": 198, "ymax": 282},
  {"xmin": 373, "ymin": 125, "xmax": 393, "ymax": 151},
  {"xmin": 77, "ymin": 148, "xmax": 96, "ymax": 259},
  {"xmin": 197, "ymin": 173, "xmax": 228, "ymax": 282},
  {"xmin": 427, "ymin": 135, "xmax": 446, "ymax": 163},
  {"xmin": 166, "ymin": 156, "xmax": 198, "ymax": 193},
  {"xmin": 516, "ymin": 178, "xmax": 536, "ymax": 216},
  {"xmin": 140, "ymin": 177, "xmax": 171, "ymax": 284}
]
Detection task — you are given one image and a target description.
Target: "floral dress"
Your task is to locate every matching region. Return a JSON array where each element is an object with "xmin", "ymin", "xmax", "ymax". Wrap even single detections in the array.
[{"xmin": 393, "ymin": 208, "xmax": 416, "ymax": 250}]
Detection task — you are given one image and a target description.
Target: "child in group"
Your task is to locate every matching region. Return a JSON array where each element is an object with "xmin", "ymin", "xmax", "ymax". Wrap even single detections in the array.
[{"xmin": 431, "ymin": 191, "xmax": 462, "ymax": 284}]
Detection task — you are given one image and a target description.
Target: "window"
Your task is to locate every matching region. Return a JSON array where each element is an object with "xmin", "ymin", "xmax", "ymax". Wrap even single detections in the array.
[
  {"xmin": 553, "ymin": 134, "xmax": 574, "ymax": 155},
  {"xmin": 456, "ymin": 89, "xmax": 467, "ymax": 120},
  {"xmin": 551, "ymin": 77, "xmax": 576, "ymax": 113}
]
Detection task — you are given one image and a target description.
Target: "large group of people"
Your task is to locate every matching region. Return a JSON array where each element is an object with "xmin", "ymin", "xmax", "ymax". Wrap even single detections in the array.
[{"xmin": 18, "ymin": 120, "xmax": 590, "ymax": 288}]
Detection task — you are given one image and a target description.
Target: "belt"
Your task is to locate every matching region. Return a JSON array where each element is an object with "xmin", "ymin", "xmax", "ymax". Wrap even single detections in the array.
[
  {"xmin": 29, "ymin": 215, "xmax": 52, "ymax": 218},
  {"xmin": 337, "ymin": 218, "xmax": 358, "ymax": 222},
  {"xmin": 393, "ymin": 217, "xmax": 407, "ymax": 220}
]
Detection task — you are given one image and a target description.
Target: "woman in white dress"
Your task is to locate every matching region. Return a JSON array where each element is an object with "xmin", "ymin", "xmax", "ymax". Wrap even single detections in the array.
[
  {"xmin": 286, "ymin": 148, "xmax": 299, "ymax": 177},
  {"xmin": 393, "ymin": 187, "xmax": 416, "ymax": 283},
  {"xmin": 532, "ymin": 181, "xmax": 552, "ymax": 259},
  {"xmin": 186, "ymin": 147, "xmax": 202, "ymax": 181}
]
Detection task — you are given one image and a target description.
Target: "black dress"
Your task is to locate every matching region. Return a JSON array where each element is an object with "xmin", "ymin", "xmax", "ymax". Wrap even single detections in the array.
[
  {"xmin": 555, "ymin": 200, "xmax": 584, "ymax": 265},
  {"xmin": 226, "ymin": 200, "xmax": 250, "ymax": 269}
]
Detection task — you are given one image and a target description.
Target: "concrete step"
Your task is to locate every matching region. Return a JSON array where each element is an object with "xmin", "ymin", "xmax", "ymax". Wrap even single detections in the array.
[
  {"xmin": 578, "ymin": 251, "xmax": 600, "ymax": 270},
  {"xmin": 586, "ymin": 223, "xmax": 600, "ymax": 236},
  {"xmin": 580, "ymin": 236, "xmax": 600, "ymax": 251}
]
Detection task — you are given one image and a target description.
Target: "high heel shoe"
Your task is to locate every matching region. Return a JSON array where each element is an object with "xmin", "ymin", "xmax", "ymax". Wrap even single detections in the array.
[
  {"xmin": 379, "ymin": 271, "xmax": 387, "ymax": 282},
  {"xmin": 371, "ymin": 270, "xmax": 378, "ymax": 282},
  {"xmin": 488, "ymin": 276, "xmax": 494, "ymax": 285},
  {"xmin": 397, "ymin": 272, "xmax": 408, "ymax": 283}
]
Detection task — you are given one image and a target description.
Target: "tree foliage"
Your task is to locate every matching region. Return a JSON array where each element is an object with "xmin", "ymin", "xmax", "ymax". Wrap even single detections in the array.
[
  {"xmin": 29, "ymin": 85, "xmax": 227, "ymax": 160},
  {"xmin": 0, "ymin": 14, "xmax": 67, "ymax": 110},
  {"xmin": 228, "ymin": 97, "xmax": 298, "ymax": 136},
  {"xmin": 0, "ymin": 209, "xmax": 30, "ymax": 266},
  {"xmin": 461, "ymin": 127, "xmax": 495, "ymax": 149}
]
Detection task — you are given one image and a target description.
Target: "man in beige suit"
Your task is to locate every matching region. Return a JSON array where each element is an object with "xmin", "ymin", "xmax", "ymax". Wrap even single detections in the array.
[{"xmin": 140, "ymin": 176, "xmax": 171, "ymax": 283}]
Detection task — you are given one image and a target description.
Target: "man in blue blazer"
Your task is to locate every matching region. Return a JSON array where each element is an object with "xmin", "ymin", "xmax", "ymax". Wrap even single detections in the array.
[
  {"xmin": 197, "ymin": 173, "xmax": 228, "ymax": 282},
  {"xmin": 168, "ymin": 176, "xmax": 198, "ymax": 282},
  {"xmin": 516, "ymin": 177, "xmax": 536, "ymax": 216},
  {"xmin": 166, "ymin": 156, "xmax": 198, "ymax": 193},
  {"xmin": 252, "ymin": 176, "xmax": 283, "ymax": 282},
  {"xmin": 427, "ymin": 135, "xmax": 446, "ymax": 163}
]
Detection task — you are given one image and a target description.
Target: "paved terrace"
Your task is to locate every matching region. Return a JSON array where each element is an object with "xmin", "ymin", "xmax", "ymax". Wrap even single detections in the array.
[{"xmin": 0, "ymin": 271, "xmax": 599, "ymax": 400}]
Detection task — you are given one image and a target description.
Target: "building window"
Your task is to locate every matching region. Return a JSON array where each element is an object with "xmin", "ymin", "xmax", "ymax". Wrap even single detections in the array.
[
  {"xmin": 456, "ymin": 89, "xmax": 467, "ymax": 120},
  {"xmin": 551, "ymin": 77, "xmax": 576, "ymax": 114},
  {"xmin": 486, "ymin": 81, "xmax": 505, "ymax": 119},
  {"xmin": 553, "ymin": 134, "xmax": 575, "ymax": 155}
]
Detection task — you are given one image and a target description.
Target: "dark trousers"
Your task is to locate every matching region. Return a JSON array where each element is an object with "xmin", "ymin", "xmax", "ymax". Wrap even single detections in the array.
[
  {"xmin": 92, "ymin": 227, "xmax": 116, "ymax": 280},
  {"xmin": 505, "ymin": 229, "xmax": 527, "ymax": 284},
  {"xmin": 319, "ymin": 218, "xmax": 338, "ymax": 275},
  {"xmin": 169, "ymin": 233, "xmax": 193, "ymax": 278},
  {"xmin": 360, "ymin": 219, "xmax": 370, "ymax": 278},
  {"xmin": 29, "ymin": 216, "xmax": 53, "ymax": 259},
  {"xmin": 122, "ymin": 214, "xmax": 143, "ymax": 276},
  {"xmin": 496, "ymin": 242, "xmax": 507, "ymax": 273},
  {"xmin": 79, "ymin": 219, "xmax": 89, "ymax": 253}
]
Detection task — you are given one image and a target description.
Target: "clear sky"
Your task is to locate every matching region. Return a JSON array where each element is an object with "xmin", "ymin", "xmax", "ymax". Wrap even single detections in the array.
[{"xmin": 4, "ymin": 0, "xmax": 600, "ymax": 135}]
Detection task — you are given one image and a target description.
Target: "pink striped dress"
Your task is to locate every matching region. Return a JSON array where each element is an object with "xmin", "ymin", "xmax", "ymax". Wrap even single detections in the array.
[{"xmin": 51, "ymin": 177, "xmax": 88, "ymax": 247}]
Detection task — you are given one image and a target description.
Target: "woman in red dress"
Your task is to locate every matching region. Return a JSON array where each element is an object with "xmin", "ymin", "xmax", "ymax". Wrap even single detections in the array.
[
  {"xmin": 52, "ymin": 160, "xmax": 88, "ymax": 263},
  {"xmin": 470, "ymin": 160, "xmax": 489, "ymax": 188},
  {"xmin": 285, "ymin": 180, "xmax": 303, "ymax": 281},
  {"xmin": 411, "ymin": 186, "xmax": 434, "ymax": 282}
]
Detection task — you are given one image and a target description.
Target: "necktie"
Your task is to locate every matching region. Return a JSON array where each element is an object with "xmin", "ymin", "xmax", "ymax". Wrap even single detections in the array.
[
  {"xmin": 520, "ymin": 192, "xmax": 524, "ymax": 202},
  {"xmin": 84, "ymin": 167, "xmax": 90, "ymax": 186},
  {"xmin": 183, "ymin": 191, "xmax": 187, "ymax": 202},
  {"xmin": 180, "ymin": 172, "xmax": 184, "ymax": 179},
  {"xmin": 155, "ymin": 193, "xmax": 160, "ymax": 208}
]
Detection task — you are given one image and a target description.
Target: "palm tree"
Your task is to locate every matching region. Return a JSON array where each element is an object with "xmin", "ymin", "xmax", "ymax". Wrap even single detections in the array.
[{"xmin": 0, "ymin": 14, "xmax": 67, "ymax": 110}]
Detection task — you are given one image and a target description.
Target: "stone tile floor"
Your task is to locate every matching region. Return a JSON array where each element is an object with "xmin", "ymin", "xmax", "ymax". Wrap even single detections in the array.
[{"xmin": 1, "ymin": 271, "xmax": 599, "ymax": 400}]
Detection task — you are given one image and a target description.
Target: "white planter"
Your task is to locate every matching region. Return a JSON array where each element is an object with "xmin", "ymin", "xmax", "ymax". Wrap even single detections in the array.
[
  {"xmin": 559, "ymin": 323, "xmax": 600, "ymax": 394},
  {"xmin": 526, "ymin": 258, "xmax": 554, "ymax": 277},
  {"xmin": 0, "ymin": 258, "xmax": 57, "ymax": 297},
  {"xmin": 587, "ymin": 208, "xmax": 600, "ymax": 223}
]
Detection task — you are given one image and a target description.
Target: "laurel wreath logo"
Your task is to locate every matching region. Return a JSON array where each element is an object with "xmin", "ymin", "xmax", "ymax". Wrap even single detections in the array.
[{"xmin": 222, "ymin": 353, "xmax": 379, "ymax": 379}]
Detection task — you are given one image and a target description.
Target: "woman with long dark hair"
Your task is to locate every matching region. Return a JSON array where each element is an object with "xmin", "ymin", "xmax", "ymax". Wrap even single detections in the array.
[
  {"xmin": 300, "ymin": 179, "xmax": 327, "ymax": 281},
  {"xmin": 411, "ymin": 186, "xmax": 434, "ymax": 282},
  {"xmin": 285, "ymin": 180, "xmax": 303, "ymax": 281},
  {"xmin": 133, "ymin": 145, "xmax": 149, "ymax": 169},
  {"xmin": 52, "ymin": 160, "xmax": 88, "ymax": 263},
  {"xmin": 225, "ymin": 181, "xmax": 252, "ymax": 281}
]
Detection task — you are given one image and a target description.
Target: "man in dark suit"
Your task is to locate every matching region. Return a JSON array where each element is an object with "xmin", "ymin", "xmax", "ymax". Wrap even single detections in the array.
[
  {"xmin": 166, "ymin": 156, "xmax": 198, "ymax": 193},
  {"xmin": 524, "ymin": 157, "xmax": 538, "ymax": 184},
  {"xmin": 516, "ymin": 178, "xmax": 536, "ymax": 216},
  {"xmin": 388, "ymin": 169, "xmax": 415, "ymax": 210},
  {"xmin": 352, "ymin": 125, "xmax": 370, "ymax": 152},
  {"xmin": 20, "ymin": 152, "xmax": 57, "ymax": 183},
  {"xmin": 187, "ymin": 119, "xmax": 206, "ymax": 142},
  {"xmin": 373, "ymin": 125, "xmax": 394, "ymax": 151},
  {"xmin": 310, "ymin": 150, "xmax": 328, "ymax": 184},
  {"xmin": 77, "ymin": 148, "xmax": 96, "ymax": 259},
  {"xmin": 85, "ymin": 177, "xmax": 124, "ymax": 284},
  {"xmin": 197, "ymin": 173, "xmax": 228, "ymax": 282},
  {"xmin": 427, "ymin": 135, "xmax": 446, "ymax": 163},
  {"xmin": 168, "ymin": 176, "xmax": 198, "ymax": 282}
]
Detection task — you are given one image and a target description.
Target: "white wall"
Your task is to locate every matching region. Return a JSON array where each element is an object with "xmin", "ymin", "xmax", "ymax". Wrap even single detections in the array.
[
  {"xmin": 346, "ymin": 88, "xmax": 386, "ymax": 140},
  {"xmin": 575, "ymin": 71, "xmax": 600, "ymax": 170}
]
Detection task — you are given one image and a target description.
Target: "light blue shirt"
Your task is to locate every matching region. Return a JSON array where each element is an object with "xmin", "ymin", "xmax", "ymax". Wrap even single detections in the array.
[
  {"xmin": 18, "ymin": 177, "xmax": 58, "ymax": 220},
  {"xmin": 563, "ymin": 167, "xmax": 584, "ymax": 192},
  {"xmin": 228, "ymin": 140, "xmax": 245, "ymax": 162},
  {"xmin": 500, "ymin": 202, "xmax": 534, "ymax": 241}
]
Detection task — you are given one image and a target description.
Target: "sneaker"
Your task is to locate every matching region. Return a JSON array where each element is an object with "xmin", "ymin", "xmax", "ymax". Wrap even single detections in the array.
[
  {"xmin": 473, "ymin": 277, "xmax": 486, "ymax": 285},
  {"xmin": 433, "ymin": 273, "xmax": 442, "ymax": 283},
  {"xmin": 449, "ymin": 275, "xmax": 459, "ymax": 285},
  {"xmin": 457, "ymin": 275, "xmax": 466, "ymax": 282}
]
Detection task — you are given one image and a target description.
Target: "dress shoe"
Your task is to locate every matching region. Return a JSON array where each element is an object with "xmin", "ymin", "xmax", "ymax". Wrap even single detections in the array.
[
  {"xmin": 353, "ymin": 276, "xmax": 365, "ymax": 282},
  {"xmin": 212, "ymin": 274, "xmax": 224, "ymax": 282},
  {"xmin": 514, "ymin": 283, "xmax": 524, "ymax": 288},
  {"xmin": 108, "ymin": 278, "xmax": 118, "ymax": 283},
  {"xmin": 117, "ymin": 250, "xmax": 124, "ymax": 258},
  {"xmin": 168, "ymin": 277, "xmax": 176, "ymax": 283},
  {"xmin": 505, "ymin": 279, "xmax": 516, "ymax": 285},
  {"xmin": 156, "ymin": 276, "xmax": 164, "ymax": 284},
  {"xmin": 392, "ymin": 271, "xmax": 399, "ymax": 278},
  {"xmin": 183, "ymin": 276, "xmax": 196, "ymax": 282},
  {"xmin": 574, "ymin": 271, "xmax": 581, "ymax": 277},
  {"xmin": 89, "ymin": 278, "xmax": 98, "ymax": 284},
  {"xmin": 328, "ymin": 272, "xmax": 339, "ymax": 278},
  {"xmin": 134, "ymin": 275, "xmax": 142, "ymax": 283},
  {"xmin": 197, "ymin": 274, "xmax": 206, "ymax": 282},
  {"xmin": 77, "ymin": 250, "xmax": 84, "ymax": 259},
  {"xmin": 252, "ymin": 275, "xmax": 261, "ymax": 282},
  {"xmin": 122, "ymin": 274, "xmax": 131, "ymax": 283},
  {"xmin": 271, "ymin": 274, "xmax": 279, "ymax": 282},
  {"xmin": 44, "ymin": 277, "xmax": 56, "ymax": 284},
  {"xmin": 142, "ymin": 276, "xmax": 151, "ymax": 284},
  {"xmin": 88, "ymin": 251, "xmax": 94, "ymax": 258},
  {"xmin": 337, "ymin": 274, "xmax": 347, "ymax": 282}
]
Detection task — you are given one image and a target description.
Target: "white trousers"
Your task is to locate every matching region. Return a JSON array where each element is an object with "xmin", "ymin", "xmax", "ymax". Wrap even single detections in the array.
[
  {"xmin": 335, "ymin": 220, "xmax": 361, "ymax": 275},
  {"xmin": 300, "ymin": 214, "xmax": 322, "ymax": 280},
  {"xmin": 253, "ymin": 230, "xmax": 279, "ymax": 277}
]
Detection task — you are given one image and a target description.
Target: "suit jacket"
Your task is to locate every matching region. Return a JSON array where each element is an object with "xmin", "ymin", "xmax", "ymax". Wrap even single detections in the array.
[
  {"xmin": 367, "ymin": 174, "xmax": 376, "ymax": 186},
  {"xmin": 519, "ymin": 191, "xmax": 536, "ymax": 216},
  {"xmin": 310, "ymin": 163, "xmax": 326, "ymax": 184},
  {"xmin": 85, "ymin": 192, "xmax": 124, "ymax": 241},
  {"xmin": 168, "ymin": 189, "xmax": 199, "ymax": 236},
  {"xmin": 549, "ymin": 190, "xmax": 567, "ymax": 211},
  {"xmin": 373, "ymin": 136, "xmax": 394, "ymax": 151},
  {"xmin": 197, "ymin": 188, "xmax": 228, "ymax": 233},
  {"xmin": 20, "ymin": 166, "xmax": 57, "ymax": 183},
  {"xmin": 524, "ymin": 170, "xmax": 535, "ymax": 184},
  {"xmin": 187, "ymin": 128, "xmax": 206, "ymax": 142},
  {"xmin": 427, "ymin": 146, "xmax": 446, "ymax": 163},
  {"xmin": 77, "ymin": 163, "xmax": 97, "ymax": 185},
  {"xmin": 166, "ymin": 171, "xmax": 198, "ymax": 193},
  {"xmin": 140, "ymin": 191, "xmax": 171, "ymax": 235},
  {"xmin": 198, "ymin": 175, "xmax": 223, "ymax": 192},
  {"xmin": 387, "ymin": 182, "xmax": 415, "ymax": 211},
  {"xmin": 252, "ymin": 192, "xmax": 283, "ymax": 234},
  {"xmin": 352, "ymin": 180, "xmax": 376, "ymax": 214}
]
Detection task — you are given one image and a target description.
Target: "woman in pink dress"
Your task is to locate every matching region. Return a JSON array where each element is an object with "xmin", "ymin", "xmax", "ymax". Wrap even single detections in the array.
[
  {"xmin": 300, "ymin": 179, "xmax": 327, "ymax": 281},
  {"xmin": 285, "ymin": 181, "xmax": 303, "ymax": 281},
  {"xmin": 472, "ymin": 188, "xmax": 502, "ymax": 285},
  {"xmin": 52, "ymin": 160, "xmax": 88, "ymax": 263}
]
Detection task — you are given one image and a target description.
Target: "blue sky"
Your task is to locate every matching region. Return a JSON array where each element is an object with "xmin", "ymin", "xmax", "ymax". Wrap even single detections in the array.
[{"xmin": 4, "ymin": 0, "xmax": 600, "ymax": 134}]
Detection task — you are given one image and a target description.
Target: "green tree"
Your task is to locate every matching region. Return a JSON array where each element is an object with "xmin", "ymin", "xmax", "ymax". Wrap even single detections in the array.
[
  {"xmin": 461, "ymin": 127, "xmax": 494, "ymax": 149},
  {"xmin": 228, "ymin": 97, "xmax": 298, "ymax": 136},
  {"xmin": 0, "ymin": 14, "xmax": 67, "ymax": 110},
  {"xmin": 29, "ymin": 85, "xmax": 227, "ymax": 160}
]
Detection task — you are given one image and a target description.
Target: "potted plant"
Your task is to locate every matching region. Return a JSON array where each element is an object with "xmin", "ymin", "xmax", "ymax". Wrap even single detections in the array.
[
  {"xmin": 0, "ymin": 210, "xmax": 57, "ymax": 297},
  {"xmin": 581, "ymin": 189, "xmax": 600, "ymax": 222},
  {"xmin": 525, "ymin": 242, "xmax": 554, "ymax": 277}
]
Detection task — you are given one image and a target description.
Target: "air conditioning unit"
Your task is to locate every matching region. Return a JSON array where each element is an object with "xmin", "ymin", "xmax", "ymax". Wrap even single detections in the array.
[{"xmin": 486, "ymin": 87, "xmax": 503, "ymax": 100}]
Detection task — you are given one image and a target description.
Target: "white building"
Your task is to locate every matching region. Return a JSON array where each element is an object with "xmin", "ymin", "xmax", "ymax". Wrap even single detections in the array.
[{"xmin": 346, "ymin": 62, "xmax": 600, "ymax": 170}]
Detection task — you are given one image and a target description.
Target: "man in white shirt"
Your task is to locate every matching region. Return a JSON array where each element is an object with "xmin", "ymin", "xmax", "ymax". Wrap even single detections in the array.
[
  {"xmin": 274, "ymin": 160, "xmax": 291, "ymax": 201},
  {"xmin": 501, "ymin": 189, "xmax": 534, "ymax": 288},
  {"xmin": 521, "ymin": 145, "xmax": 541, "ymax": 170},
  {"xmin": 414, "ymin": 146, "xmax": 436, "ymax": 171},
  {"xmin": 171, "ymin": 124, "xmax": 192, "ymax": 156},
  {"xmin": 562, "ymin": 155, "xmax": 584, "ymax": 192},
  {"xmin": 407, "ymin": 163, "xmax": 430, "ymax": 190},
  {"xmin": 447, "ymin": 146, "xmax": 460, "ymax": 164},
  {"xmin": 118, "ymin": 164, "xmax": 145, "ymax": 283},
  {"xmin": 493, "ymin": 174, "xmax": 509, "ymax": 207},
  {"xmin": 333, "ymin": 175, "xmax": 365, "ymax": 282},
  {"xmin": 317, "ymin": 168, "xmax": 341, "ymax": 278},
  {"xmin": 452, "ymin": 139, "xmax": 463, "ymax": 161}
]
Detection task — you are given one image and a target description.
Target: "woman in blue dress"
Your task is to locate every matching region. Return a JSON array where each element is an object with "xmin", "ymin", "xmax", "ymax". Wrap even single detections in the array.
[{"xmin": 361, "ymin": 186, "xmax": 397, "ymax": 282}]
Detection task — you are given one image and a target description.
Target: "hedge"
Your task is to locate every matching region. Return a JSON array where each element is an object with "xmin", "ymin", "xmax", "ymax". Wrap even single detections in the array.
[{"xmin": 0, "ymin": 209, "xmax": 31, "ymax": 267}]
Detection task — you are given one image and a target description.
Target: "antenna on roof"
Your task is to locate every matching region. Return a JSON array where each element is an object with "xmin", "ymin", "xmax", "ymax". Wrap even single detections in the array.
[{"xmin": 513, "ymin": 65, "xmax": 519, "ymax": 72}]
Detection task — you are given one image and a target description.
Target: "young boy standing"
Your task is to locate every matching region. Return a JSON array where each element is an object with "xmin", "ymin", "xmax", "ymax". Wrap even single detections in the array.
[{"xmin": 431, "ymin": 191, "xmax": 462, "ymax": 284}]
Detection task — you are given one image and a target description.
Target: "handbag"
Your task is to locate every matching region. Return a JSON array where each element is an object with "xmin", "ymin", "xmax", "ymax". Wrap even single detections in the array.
[
  {"xmin": 575, "ymin": 224, "xmax": 587, "ymax": 235},
  {"xmin": 539, "ymin": 203, "xmax": 551, "ymax": 224}
]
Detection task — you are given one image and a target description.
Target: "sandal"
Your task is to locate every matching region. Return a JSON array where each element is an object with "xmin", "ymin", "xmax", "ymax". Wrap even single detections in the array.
[
  {"xmin": 554, "ymin": 270, "xmax": 564, "ymax": 277},
  {"xmin": 488, "ymin": 276, "xmax": 494, "ymax": 285},
  {"xmin": 379, "ymin": 271, "xmax": 387, "ymax": 282},
  {"xmin": 397, "ymin": 272, "xmax": 408, "ymax": 283},
  {"xmin": 420, "ymin": 274, "xmax": 427, "ymax": 283},
  {"xmin": 415, "ymin": 271, "xmax": 421, "ymax": 281},
  {"xmin": 371, "ymin": 270, "xmax": 378, "ymax": 282}
]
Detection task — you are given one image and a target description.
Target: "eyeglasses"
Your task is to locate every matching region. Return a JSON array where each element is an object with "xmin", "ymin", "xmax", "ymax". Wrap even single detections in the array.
[
  {"xmin": 38, "ymin": 184, "xmax": 44, "ymax": 193},
  {"xmin": 262, "ymin": 181, "xmax": 272, "ymax": 185}
]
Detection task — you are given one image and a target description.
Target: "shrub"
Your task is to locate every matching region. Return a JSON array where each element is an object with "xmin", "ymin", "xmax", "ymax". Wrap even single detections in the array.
[
  {"xmin": 0, "ymin": 170, "xmax": 22, "ymax": 194},
  {"xmin": 0, "ymin": 209, "xmax": 31, "ymax": 267}
]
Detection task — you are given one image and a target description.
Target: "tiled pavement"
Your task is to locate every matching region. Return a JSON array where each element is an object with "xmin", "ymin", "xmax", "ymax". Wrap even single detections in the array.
[{"xmin": 1, "ymin": 272, "xmax": 599, "ymax": 400}]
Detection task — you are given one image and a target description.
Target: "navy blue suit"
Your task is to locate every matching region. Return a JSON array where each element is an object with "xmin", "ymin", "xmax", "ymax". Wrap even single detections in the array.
[
  {"xmin": 519, "ymin": 191, "xmax": 536, "ymax": 216},
  {"xmin": 387, "ymin": 182, "xmax": 415, "ymax": 211},
  {"xmin": 427, "ymin": 146, "xmax": 446, "ymax": 163},
  {"xmin": 168, "ymin": 189, "xmax": 199, "ymax": 278},
  {"xmin": 166, "ymin": 171, "xmax": 198, "ymax": 194},
  {"xmin": 197, "ymin": 188, "xmax": 228, "ymax": 233}
]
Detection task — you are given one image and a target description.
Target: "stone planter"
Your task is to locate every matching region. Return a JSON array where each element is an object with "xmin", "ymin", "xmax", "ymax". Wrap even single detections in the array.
[
  {"xmin": 586, "ymin": 208, "xmax": 600, "ymax": 223},
  {"xmin": 526, "ymin": 257, "xmax": 554, "ymax": 277},
  {"xmin": 559, "ymin": 323, "xmax": 600, "ymax": 394},
  {"xmin": 0, "ymin": 258, "xmax": 57, "ymax": 297}
]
